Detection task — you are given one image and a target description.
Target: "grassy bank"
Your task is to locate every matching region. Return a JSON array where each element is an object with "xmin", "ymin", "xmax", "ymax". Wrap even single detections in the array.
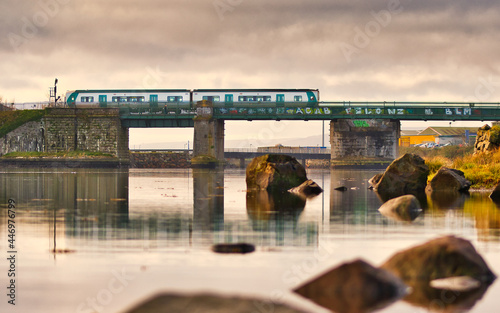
[
  {"xmin": 0, "ymin": 110, "xmax": 46, "ymax": 138},
  {"xmin": 400, "ymin": 146, "xmax": 499, "ymax": 189}
]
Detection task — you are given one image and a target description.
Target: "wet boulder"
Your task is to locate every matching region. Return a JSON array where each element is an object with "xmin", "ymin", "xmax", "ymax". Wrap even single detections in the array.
[
  {"xmin": 373, "ymin": 154, "xmax": 429, "ymax": 201},
  {"xmin": 288, "ymin": 179, "xmax": 323, "ymax": 197},
  {"xmin": 246, "ymin": 154, "xmax": 307, "ymax": 192},
  {"xmin": 426, "ymin": 167, "xmax": 471, "ymax": 192},
  {"xmin": 294, "ymin": 259, "xmax": 407, "ymax": 313},
  {"xmin": 126, "ymin": 293, "xmax": 307, "ymax": 313},
  {"xmin": 489, "ymin": 181, "xmax": 500, "ymax": 202},
  {"xmin": 381, "ymin": 235, "xmax": 496, "ymax": 285},
  {"xmin": 378, "ymin": 195, "xmax": 422, "ymax": 222}
]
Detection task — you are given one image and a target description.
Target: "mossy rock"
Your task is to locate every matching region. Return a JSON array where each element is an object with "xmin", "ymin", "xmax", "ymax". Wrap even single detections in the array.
[{"xmin": 246, "ymin": 154, "xmax": 307, "ymax": 192}]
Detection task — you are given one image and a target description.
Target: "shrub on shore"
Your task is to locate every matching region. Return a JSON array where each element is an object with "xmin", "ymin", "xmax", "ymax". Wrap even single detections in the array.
[{"xmin": 401, "ymin": 146, "xmax": 500, "ymax": 189}]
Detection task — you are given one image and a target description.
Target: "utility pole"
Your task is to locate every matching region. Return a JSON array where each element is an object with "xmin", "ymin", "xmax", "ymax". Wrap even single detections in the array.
[{"xmin": 49, "ymin": 78, "xmax": 61, "ymax": 107}]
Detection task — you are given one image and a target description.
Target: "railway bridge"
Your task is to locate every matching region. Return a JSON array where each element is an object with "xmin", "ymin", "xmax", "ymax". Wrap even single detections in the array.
[{"xmin": 41, "ymin": 100, "xmax": 500, "ymax": 167}]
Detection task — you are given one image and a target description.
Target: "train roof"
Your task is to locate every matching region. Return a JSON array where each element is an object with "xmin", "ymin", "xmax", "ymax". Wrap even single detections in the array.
[
  {"xmin": 192, "ymin": 89, "xmax": 319, "ymax": 92},
  {"xmin": 67, "ymin": 89, "xmax": 319, "ymax": 93},
  {"xmin": 66, "ymin": 89, "xmax": 191, "ymax": 94}
]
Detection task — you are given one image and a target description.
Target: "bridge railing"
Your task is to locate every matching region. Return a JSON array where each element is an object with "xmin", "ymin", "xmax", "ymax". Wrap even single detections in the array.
[{"xmin": 226, "ymin": 147, "xmax": 331, "ymax": 154}]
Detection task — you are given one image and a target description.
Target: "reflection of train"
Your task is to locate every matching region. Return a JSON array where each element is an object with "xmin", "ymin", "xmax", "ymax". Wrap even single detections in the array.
[{"xmin": 65, "ymin": 89, "xmax": 320, "ymax": 108}]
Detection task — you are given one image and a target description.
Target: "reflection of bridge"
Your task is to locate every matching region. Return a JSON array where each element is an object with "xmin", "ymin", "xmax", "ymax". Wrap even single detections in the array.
[{"xmin": 131, "ymin": 148, "xmax": 331, "ymax": 167}]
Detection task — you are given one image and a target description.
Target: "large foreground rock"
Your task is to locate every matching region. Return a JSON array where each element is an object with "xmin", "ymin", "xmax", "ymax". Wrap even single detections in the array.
[
  {"xmin": 373, "ymin": 154, "xmax": 429, "ymax": 201},
  {"xmin": 246, "ymin": 154, "xmax": 307, "ymax": 192},
  {"xmin": 378, "ymin": 195, "xmax": 422, "ymax": 222},
  {"xmin": 426, "ymin": 167, "xmax": 471, "ymax": 192},
  {"xmin": 294, "ymin": 259, "xmax": 407, "ymax": 313},
  {"xmin": 381, "ymin": 236, "xmax": 496, "ymax": 284},
  {"xmin": 126, "ymin": 293, "xmax": 307, "ymax": 313}
]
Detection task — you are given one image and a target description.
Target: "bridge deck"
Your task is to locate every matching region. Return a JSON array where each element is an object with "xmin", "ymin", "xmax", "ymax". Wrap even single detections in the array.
[{"xmin": 119, "ymin": 102, "xmax": 500, "ymax": 127}]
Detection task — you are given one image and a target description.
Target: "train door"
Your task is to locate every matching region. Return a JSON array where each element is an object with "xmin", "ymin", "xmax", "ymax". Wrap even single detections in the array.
[
  {"xmin": 225, "ymin": 94, "xmax": 233, "ymax": 106},
  {"xmin": 99, "ymin": 95, "xmax": 107, "ymax": 108},
  {"xmin": 150, "ymin": 94, "xmax": 158, "ymax": 109},
  {"xmin": 276, "ymin": 94, "xmax": 285, "ymax": 107}
]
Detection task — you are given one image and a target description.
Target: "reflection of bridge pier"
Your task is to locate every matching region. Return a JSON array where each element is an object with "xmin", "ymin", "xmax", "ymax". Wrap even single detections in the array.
[{"xmin": 192, "ymin": 169, "xmax": 224, "ymax": 233}]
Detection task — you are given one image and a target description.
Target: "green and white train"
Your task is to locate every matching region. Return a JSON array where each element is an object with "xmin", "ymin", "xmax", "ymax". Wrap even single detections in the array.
[{"xmin": 65, "ymin": 89, "xmax": 320, "ymax": 108}]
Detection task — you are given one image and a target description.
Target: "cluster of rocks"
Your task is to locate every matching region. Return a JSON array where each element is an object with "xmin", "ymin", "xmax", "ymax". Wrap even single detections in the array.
[
  {"xmin": 294, "ymin": 235, "xmax": 496, "ymax": 313},
  {"xmin": 130, "ymin": 152, "xmax": 191, "ymax": 168},
  {"xmin": 126, "ymin": 235, "xmax": 496, "ymax": 313},
  {"xmin": 474, "ymin": 124, "xmax": 500, "ymax": 154},
  {"xmin": 245, "ymin": 154, "xmax": 323, "ymax": 197}
]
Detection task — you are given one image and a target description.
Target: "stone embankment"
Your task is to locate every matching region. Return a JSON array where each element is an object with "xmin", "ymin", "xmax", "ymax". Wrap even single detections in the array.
[
  {"xmin": 474, "ymin": 124, "xmax": 500, "ymax": 153},
  {"xmin": 130, "ymin": 152, "xmax": 192, "ymax": 168}
]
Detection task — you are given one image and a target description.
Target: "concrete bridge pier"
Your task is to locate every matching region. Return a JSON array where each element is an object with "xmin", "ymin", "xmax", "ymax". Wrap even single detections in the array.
[
  {"xmin": 330, "ymin": 119, "xmax": 400, "ymax": 168},
  {"xmin": 192, "ymin": 101, "xmax": 225, "ymax": 167}
]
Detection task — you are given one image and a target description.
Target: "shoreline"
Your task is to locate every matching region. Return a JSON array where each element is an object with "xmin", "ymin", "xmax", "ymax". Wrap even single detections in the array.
[{"xmin": 0, "ymin": 158, "xmax": 129, "ymax": 168}]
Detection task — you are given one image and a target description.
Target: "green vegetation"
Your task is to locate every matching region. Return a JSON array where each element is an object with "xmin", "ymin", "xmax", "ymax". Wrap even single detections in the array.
[
  {"xmin": 400, "ymin": 146, "xmax": 500, "ymax": 189},
  {"xmin": 489, "ymin": 125, "xmax": 500, "ymax": 144},
  {"xmin": 2, "ymin": 150, "xmax": 114, "ymax": 159},
  {"xmin": 0, "ymin": 110, "xmax": 46, "ymax": 138}
]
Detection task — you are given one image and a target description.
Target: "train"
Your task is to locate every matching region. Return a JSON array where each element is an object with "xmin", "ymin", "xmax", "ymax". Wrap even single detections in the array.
[{"xmin": 65, "ymin": 89, "xmax": 320, "ymax": 108}]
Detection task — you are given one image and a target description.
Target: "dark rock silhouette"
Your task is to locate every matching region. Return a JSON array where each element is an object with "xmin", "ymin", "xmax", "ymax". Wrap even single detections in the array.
[
  {"xmin": 294, "ymin": 259, "xmax": 407, "ymax": 313},
  {"xmin": 381, "ymin": 236, "xmax": 496, "ymax": 312},
  {"xmin": 489, "ymin": 181, "xmax": 500, "ymax": 202},
  {"xmin": 381, "ymin": 235, "xmax": 496, "ymax": 284},
  {"xmin": 211, "ymin": 243, "xmax": 255, "ymax": 254},
  {"xmin": 125, "ymin": 293, "xmax": 307, "ymax": 313}
]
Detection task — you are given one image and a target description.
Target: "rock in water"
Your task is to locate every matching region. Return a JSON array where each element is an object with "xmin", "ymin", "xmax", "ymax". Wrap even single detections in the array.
[
  {"xmin": 489, "ymin": 181, "xmax": 500, "ymax": 202},
  {"xmin": 368, "ymin": 173, "xmax": 383, "ymax": 188},
  {"xmin": 211, "ymin": 243, "xmax": 255, "ymax": 254},
  {"xmin": 294, "ymin": 259, "xmax": 407, "ymax": 313},
  {"xmin": 426, "ymin": 167, "xmax": 471, "ymax": 192},
  {"xmin": 381, "ymin": 235, "xmax": 496, "ymax": 284},
  {"xmin": 378, "ymin": 194, "xmax": 422, "ymax": 222},
  {"xmin": 246, "ymin": 154, "xmax": 307, "ymax": 192},
  {"xmin": 288, "ymin": 179, "xmax": 323, "ymax": 197},
  {"xmin": 374, "ymin": 154, "xmax": 429, "ymax": 201}
]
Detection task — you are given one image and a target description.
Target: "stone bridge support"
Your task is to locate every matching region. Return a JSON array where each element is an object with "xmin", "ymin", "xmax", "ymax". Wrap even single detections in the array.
[
  {"xmin": 330, "ymin": 119, "xmax": 400, "ymax": 168},
  {"xmin": 44, "ymin": 108, "xmax": 129, "ymax": 164},
  {"xmin": 192, "ymin": 101, "xmax": 225, "ymax": 167}
]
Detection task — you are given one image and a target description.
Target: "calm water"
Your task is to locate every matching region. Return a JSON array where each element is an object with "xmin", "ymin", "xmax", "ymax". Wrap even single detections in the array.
[{"xmin": 0, "ymin": 168, "xmax": 499, "ymax": 313}]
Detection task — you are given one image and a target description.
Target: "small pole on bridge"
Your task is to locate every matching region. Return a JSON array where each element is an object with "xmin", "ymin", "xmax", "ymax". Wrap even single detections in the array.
[{"xmin": 322, "ymin": 120, "xmax": 325, "ymax": 147}]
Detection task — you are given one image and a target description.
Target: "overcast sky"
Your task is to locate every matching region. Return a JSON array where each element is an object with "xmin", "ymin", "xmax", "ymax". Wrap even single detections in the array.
[{"xmin": 2, "ymin": 0, "xmax": 499, "ymax": 147}]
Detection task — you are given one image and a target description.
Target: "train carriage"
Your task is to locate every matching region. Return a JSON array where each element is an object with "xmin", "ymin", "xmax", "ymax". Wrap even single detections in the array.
[
  {"xmin": 66, "ymin": 89, "xmax": 192, "ymax": 108},
  {"xmin": 192, "ymin": 89, "xmax": 319, "ymax": 107}
]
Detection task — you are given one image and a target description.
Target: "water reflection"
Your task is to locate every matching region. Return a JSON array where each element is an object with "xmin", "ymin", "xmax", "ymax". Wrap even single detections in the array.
[{"xmin": 246, "ymin": 190, "xmax": 306, "ymax": 230}]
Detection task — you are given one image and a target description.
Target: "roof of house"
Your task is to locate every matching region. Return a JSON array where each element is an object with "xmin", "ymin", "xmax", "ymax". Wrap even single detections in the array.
[
  {"xmin": 418, "ymin": 127, "xmax": 479, "ymax": 137},
  {"xmin": 401, "ymin": 130, "xmax": 422, "ymax": 136}
]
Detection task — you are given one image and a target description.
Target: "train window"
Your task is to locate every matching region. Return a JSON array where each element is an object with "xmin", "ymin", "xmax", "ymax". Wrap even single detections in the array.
[
  {"xmin": 127, "ymin": 96, "xmax": 145, "ymax": 102},
  {"xmin": 202, "ymin": 96, "xmax": 220, "ymax": 102},
  {"xmin": 264, "ymin": 96, "xmax": 271, "ymax": 101},
  {"xmin": 168, "ymin": 96, "xmax": 183, "ymax": 102},
  {"xmin": 81, "ymin": 96, "xmax": 94, "ymax": 103},
  {"xmin": 294, "ymin": 96, "xmax": 303, "ymax": 102}
]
